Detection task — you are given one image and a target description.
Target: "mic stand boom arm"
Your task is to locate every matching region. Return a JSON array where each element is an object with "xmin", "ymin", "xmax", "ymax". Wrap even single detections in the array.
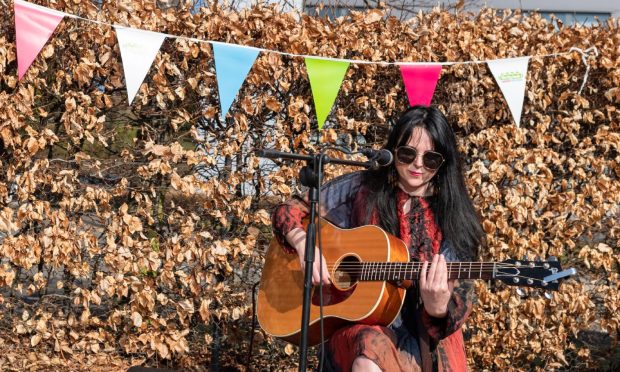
[
  {"xmin": 256, "ymin": 148, "xmax": 374, "ymax": 372},
  {"xmin": 256, "ymin": 149, "xmax": 375, "ymax": 168}
]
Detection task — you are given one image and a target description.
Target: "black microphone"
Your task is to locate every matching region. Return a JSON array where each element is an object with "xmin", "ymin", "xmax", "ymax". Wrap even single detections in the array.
[{"xmin": 361, "ymin": 148, "xmax": 393, "ymax": 169}]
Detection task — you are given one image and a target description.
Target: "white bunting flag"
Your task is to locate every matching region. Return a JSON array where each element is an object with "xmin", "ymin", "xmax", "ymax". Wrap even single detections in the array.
[
  {"xmin": 487, "ymin": 57, "xmax": 530, "ymax": 126},
  {"xmin": 115, "ymin": 26, "xmax": 166, "ymax": 104}
]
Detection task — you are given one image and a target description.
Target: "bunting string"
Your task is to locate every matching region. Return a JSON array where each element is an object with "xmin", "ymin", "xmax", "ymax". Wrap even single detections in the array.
[
  {"xmin": 569, "ymin": 46, "xmax": 599, "ymax": 95},
  {"xmin": 14, "ymin": 0, "xmax": 598, "ymax": 67},
  {"xmin": 12, "ymin": 0, "xmax": 599, "ymax": 128}
]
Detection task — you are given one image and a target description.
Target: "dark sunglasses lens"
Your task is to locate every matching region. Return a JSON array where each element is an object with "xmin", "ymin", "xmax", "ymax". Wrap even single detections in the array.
[
  {"xmin": 396, "ymin": 147, "xmax": 417, "ymax": 164},
  {"xmin": 423, "ymin": 152, "xmax": 443, "ymax": 169}
]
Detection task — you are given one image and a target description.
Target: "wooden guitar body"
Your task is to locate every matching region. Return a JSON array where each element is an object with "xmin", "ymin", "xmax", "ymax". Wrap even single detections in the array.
[
  {"xmin": 257, "ymin": 219, "xmax": 575, "ymax": 346},
  {"xmin": 257, "ymin": 219, "xmax": 410, "ymax": 346}
]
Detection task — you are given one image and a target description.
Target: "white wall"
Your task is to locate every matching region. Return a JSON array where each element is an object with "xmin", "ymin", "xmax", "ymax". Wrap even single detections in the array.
[
  {"xmin": 303, "ymin": 0, "xmax": 620, "ymax": 19},
  {"xmin": 481, "ymin": 0, "xmax": 620, "ymax": 17}
]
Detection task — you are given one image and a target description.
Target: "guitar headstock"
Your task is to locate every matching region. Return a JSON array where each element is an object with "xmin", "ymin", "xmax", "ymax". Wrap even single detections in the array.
[{"xmin": 495, "ymin": 257, "xmax": 577, "ymax": 291}]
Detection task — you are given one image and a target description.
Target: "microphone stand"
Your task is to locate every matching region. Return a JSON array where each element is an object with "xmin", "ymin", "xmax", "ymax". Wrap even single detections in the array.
[{"xmin": 256, "ymin": 149, "xmax": 375, "ymax": 372}]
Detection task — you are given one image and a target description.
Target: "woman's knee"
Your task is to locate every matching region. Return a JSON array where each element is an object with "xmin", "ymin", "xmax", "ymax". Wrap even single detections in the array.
[{"xmin": 351, "ymin": 356, "xmax": 382, "ymax": 372}]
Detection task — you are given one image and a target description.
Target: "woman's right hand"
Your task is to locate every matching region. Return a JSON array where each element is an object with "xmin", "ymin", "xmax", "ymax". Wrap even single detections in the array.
[{"xmin": 286, "ymin": 228, "xmax": 331, "ymax": 285}]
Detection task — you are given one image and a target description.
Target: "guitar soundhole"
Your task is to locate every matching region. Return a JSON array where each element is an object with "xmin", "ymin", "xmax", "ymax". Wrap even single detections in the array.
[
  {"xmin": 311, "ymin": 255, "xmax": 359, "ymax": 307},
  {"xmin": 334, "ymin": 255, "xmax": 361, "ymax": 289}
]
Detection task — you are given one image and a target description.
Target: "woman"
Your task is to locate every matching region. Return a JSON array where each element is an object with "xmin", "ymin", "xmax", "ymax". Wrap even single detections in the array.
[{"xmin": 271, "ymin": 105, "xmax": 484, "ymax": 371}]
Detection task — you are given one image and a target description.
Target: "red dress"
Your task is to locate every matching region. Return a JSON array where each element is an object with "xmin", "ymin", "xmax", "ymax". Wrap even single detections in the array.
[{"xmin": 272, "ymin": 172, "xmax": 475, "ymax": 371}]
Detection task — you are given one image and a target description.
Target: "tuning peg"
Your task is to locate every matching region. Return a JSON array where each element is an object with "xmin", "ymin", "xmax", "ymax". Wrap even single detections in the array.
[
  {"xmin": 548, "ymin": 256, "xmax": 558, "ymax": 262},
  {"xmin": 535, "ymin": 255, "xmax": 541, "ymax": 262},
  {"xmin": 515, "ymin": 288, "xmax": 526, "ymax": 297},
  {"xmin": 544, "ymin": 292, "xmax": 553, "ymax": 300}
]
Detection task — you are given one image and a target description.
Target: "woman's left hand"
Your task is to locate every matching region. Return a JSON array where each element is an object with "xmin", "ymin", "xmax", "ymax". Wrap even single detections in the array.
[{"xmin": 419, "ymin": 254, "xmax": 454, "ymax": 318}]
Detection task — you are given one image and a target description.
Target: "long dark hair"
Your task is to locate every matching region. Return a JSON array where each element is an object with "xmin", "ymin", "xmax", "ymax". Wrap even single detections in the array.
[{"xmin": 363, "ymin": 105, "xmax": 483, "ymax": 259}]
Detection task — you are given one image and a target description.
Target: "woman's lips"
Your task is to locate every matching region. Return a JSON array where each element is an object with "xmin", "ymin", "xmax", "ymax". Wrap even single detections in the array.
[{"xmin": 409, "ymin": 171, "xmax": 422, "ymax": 177}]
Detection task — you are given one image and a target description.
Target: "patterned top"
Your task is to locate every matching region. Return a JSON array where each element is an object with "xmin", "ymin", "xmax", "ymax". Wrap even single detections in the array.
[{"xmin": 271, "ymin": 172, "xmax": 475, "ymax": 370}]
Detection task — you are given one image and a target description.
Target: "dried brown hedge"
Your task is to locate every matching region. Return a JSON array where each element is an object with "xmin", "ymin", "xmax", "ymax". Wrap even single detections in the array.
[{"xmin": 0, "ymin": 0, "xmax": 618, "ymax": 370}]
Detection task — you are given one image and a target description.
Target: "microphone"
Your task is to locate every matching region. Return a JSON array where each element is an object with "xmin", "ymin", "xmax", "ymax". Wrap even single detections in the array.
[{"xmin": 361, "ymin": 148, "xmax": 393, "ymax": 169}]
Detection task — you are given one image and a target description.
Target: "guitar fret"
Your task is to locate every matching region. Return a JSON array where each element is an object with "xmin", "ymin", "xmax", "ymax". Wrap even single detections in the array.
[
  {"xmin": 374, "ymin": 262, "xmax": 377, "ymax": 281},
  {"xmin": 382, "ymin": 262, "xmax": 386, "ymax": 281},
  {"xmin": 373, "ymin": 262, "xmax": 377, "ymax": 281},
  {"xmin": 469, "ymin": 262, "xmax": 472, "ymax": 279},
  {"xmin": 458, "ymin": 262, "xmax": 462, "ymax": 279}
]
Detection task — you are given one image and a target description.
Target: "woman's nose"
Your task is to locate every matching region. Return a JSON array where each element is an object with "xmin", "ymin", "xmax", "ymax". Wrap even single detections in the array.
[{"xmin": 413, "ymin": 153, "xmax": 424, "ymax": 168}]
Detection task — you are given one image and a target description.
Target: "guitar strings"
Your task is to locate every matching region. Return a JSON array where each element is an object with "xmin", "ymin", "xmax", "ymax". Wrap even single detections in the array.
[
  {"xmin": 321, "ymin": 263, "xmax": 548, "ymax": 269},
  {"xmin": 329, "ymin": 271, "xmax": 548, "ymax": 284},
  {"xmin": 328, "ymin": 270, "xmax": 550, "ymax": 282},
  {"xmin": 322, "ymin": 262, "xmax": 549, "ymax": 265},
  {"xmin": 315, "ymin": 263, "xmax": 553, "ymax": 281}
]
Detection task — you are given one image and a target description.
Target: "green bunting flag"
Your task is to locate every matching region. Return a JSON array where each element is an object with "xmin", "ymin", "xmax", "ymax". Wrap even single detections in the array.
[{"xmin": 305, "ymin": 58, "xmax": 350, "ymax": 130}]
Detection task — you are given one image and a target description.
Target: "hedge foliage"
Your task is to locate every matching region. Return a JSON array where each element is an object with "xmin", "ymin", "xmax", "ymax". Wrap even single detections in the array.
[{"xmin": 0, "ymin": 0, "xmax": 618, "ymax": 370}]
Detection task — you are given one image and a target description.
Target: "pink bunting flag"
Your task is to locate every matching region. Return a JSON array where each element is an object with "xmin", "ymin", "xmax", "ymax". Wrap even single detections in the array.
[
  {"xmin": 399, "ymin": 64, "xmax": 442, "ymax": 107},
  {"xmin": 14, "ymin": 0, "xmax": 65, "ymax": 80}
]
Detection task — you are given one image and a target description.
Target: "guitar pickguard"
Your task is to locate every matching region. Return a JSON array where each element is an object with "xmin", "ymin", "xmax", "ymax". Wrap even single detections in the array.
[{"xmin": 311, "ymin": 283, "xmax": 356, "ymax": 306}]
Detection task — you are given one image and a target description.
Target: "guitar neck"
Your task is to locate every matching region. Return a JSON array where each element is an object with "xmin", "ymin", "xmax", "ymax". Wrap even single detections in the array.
[{"xmin": 359, "ymin": 262, "xmax": 498, "ymax": 281}]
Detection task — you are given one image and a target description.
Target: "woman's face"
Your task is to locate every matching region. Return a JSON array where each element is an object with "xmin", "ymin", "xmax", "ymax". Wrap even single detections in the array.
[{"xmin": 394, "ymin": 127, "xmax": 440, "ymax": 196}]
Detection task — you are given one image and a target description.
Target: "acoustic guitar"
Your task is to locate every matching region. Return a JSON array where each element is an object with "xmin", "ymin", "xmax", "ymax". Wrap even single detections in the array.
[{"xmin": 257, "ymin": 218, "xmax": 576, "ymax": 346}]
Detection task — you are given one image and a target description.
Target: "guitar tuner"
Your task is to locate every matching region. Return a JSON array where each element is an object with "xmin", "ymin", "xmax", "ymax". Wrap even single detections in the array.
[
  {"xmin": 543, "ymin": 268, "xmax": 578, "ymax": 283},
  {"xmin": 544, "ymin": 292, "xmax": 553, "ymax": 300}
]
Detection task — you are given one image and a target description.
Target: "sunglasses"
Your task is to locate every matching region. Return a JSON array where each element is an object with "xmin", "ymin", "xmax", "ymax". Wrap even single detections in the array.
[{"xmin": 394, "ymin": 146, "xmax": 445, "ymax": 170}]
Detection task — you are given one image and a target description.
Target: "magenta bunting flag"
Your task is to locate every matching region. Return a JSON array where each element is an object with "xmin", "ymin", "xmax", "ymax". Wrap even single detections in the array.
[
  {"xmin": 399, "ymin": 64, "xmax": 442, "ymax": 107},
  {"xmin": 14, "ymin": 0, "xmax": 65, "ymax": 80}
]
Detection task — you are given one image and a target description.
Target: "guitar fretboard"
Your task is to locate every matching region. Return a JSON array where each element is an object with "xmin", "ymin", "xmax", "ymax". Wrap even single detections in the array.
[{"xmin": 356, "ymin": 262, "xmax": 499, "ymax": 281}]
